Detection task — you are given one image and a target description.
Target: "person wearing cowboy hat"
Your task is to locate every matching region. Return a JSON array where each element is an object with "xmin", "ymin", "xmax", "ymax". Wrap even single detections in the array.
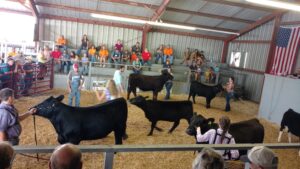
[{"xmin": 22, "ymin": 56, "xmax": 34, "ymax": 96}]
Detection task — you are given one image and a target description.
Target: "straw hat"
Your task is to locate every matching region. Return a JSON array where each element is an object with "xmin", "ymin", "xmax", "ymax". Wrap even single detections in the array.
[{"xmin": 25, "ymin": 56, "xmax": 33, "ymax": 60}]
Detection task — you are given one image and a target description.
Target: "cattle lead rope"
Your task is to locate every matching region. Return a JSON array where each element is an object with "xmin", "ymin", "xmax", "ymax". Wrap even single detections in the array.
[
  {"xmin": 33, "ymin": 115, "xmax": 40, "ymax": 161},
  {"xmin": 18, "ymin": 116, "xmax": 50, "ymax": 161}
]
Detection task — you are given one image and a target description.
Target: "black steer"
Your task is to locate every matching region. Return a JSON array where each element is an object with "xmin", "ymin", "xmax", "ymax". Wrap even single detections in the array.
[
  {"xmin": 33, "ymin": 95, "xmax": 128, "ymax": 145},
  {"xmin": 188, "ymin": 81, "xmax": 223, "ymax": 108},
  {"xmin": 127, "ymin": 70, "xmax": 173, "ymax": 100},
  {"xmin": 278, "ymin": 109, "xmax": 300, "ymax": 143},
  {"xmin": 129, "ymin": 96, "xmax": 193, "ymax": 136},
  {"xmin": 186, "ymin": 113, "xmax": 264, "ymax": 156}
]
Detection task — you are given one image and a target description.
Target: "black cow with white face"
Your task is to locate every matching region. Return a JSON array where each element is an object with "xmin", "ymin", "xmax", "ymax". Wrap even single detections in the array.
[
  {"xmin": 188, "ymin": 81, "xmax": 223, "ymax": 108},
  {"xmin": 278, "ymin": 109, "xmax": 300, "ymax": 143},
  {"xmin": 32, "ymin": 95, "xmax": 128, "ymax": 145},
  {"xmin": 186, "ymin": 113, "xmax": 264, "ymax": 156},
  {"xmin": 127, "ymin": 69, "xmax": 173, "ymax": 100},
  {"xmin": 129, "ymin": 95, "xmax": 193, "ymax": 136}
]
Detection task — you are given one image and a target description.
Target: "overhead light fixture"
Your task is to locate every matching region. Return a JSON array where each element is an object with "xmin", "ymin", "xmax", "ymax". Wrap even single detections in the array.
[
  {"xmin": 91, "ymin": 13, "xmax": 147, "ymax": 24},
  {"xmin": 246, "ymin": 0, "xmax": 300, "ymax": 12},
  {"xmin": 91, "ymin": 13, "xmax": 239, "ymax": 35},
  {"xmin": 148, "ymin": 21, "xmax": 196, "ymax": 30}
]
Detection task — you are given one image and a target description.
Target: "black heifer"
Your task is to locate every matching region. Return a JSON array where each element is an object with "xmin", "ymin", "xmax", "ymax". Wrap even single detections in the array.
[
  {"xmin": 188, "ymin": 81, "xmax": 223, "ymax": 108},
  {"xmin": 129, "ymin": 96, "xmax": 193, "ymax": 136},
  {"xmin": 127, "ymin": 70, "xmax": 173, "ymax": 100},
  {"xmin": 186, "ymin": 113, "xmax": 264, "ymax": 156},
  {"xmin": 278, "ymin": 109, "xmax": 300, "ymax": 143},
  {"xmin": 33, "ymin": 95, "xmax": 128, "ymax": 145}
]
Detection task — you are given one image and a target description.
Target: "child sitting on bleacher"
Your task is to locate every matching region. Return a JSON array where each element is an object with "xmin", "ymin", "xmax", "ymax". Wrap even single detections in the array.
[
  {"xmin": 88, "ymin": 45, "xmax": 97, "ymax": 63},
  {"xmin": 131, "ymin": 52, "xmax": 138, "ymax": 63},
  {"xmin": 99, "ymin": 45, "xmax": 109, "ymax": 67}
]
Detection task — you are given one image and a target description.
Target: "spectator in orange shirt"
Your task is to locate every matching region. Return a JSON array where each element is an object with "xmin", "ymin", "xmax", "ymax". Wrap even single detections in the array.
[
  {"xmin": 88, "ymin": 45, "xmax": 97, "ymax": 63},
  {"xmin": 99, "ymin": 45, "xmax": 109, "ymax": 67},
  {"xmin": 56, "ymin": 35, "xmax": 67, "ymax": 50},
  {"xmin": 131, "ymin": 52, "xmax": 138, "ymax": 63},
  {"xmin": 163, "ymin": 45, "xmax": 174, "ymax": 65},
  {"xmin": 142, "ymin": 48, "xmax": 152, "ymax": 67}
]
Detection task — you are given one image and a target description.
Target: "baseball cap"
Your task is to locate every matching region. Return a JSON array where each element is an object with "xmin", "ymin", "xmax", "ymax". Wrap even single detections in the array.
[
  {"xmin": 240, "ymin": 146, "xmax": 278, "ymax": 168},
  {"xmin": 73, "ymin": 63, "xmax": 79, "ymax": 69}
]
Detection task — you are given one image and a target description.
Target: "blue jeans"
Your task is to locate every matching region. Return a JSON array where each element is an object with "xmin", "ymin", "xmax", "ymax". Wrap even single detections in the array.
[
  {"xmin": 133, "ymin": 69, "xmax": 141, "ymax": 74},
  {"xmin": 155, "ymin": 53, "xmax": 163, "ymax": 64},
  {"xmin": 80, "ymin": 64, "xmax": 89, "ymax": 75},
  {"xmin": 90, "ymin": 56, "xmax": 97, "ymax": 62},
  {"xmin": 143, "ymin": 60, "xmax": 152, "ymax": 67},
  {"xmin": 76, "ymin": 46, "xmax": 87, "ymax": 56},
  {"xmin": 68, "ymin": 84, "xmax": 81, "ymax": 107},
  {"xmin": 163, "ymin": 55, "xmax": 174, "ymax": 64},
  {"xmin": 225, "ymin": 92, "xmax": 234, "ymax": 111},
  {"xmin": 165, "ymin": 81, "xmax": 173, "ymax": 100}
]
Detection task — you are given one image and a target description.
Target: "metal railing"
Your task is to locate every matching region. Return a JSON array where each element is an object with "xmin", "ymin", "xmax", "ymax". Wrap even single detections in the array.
[{"xmin": 13, "ymin": 143, "xmax": 300, "ymax": 169}]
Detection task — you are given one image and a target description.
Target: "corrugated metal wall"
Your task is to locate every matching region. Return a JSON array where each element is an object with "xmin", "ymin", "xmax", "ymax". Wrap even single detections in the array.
[
  {"xmin": 226, "ymin": 20, "xmax": 275, "ymax": 101},
  {"xmin": 39, "ymin": 18, "xmax": 143, "ymax": 50},
  {"xmin": 227, "ymin": 43, "xmax": 270, "ymax": 71},
  {"xmin": 235, "ymin": 20, "xmax": 275, "ymax": 41},
  {"xmin": 147, "ymin": 32, "xmax": 224, "ymax": 62},
  {"xmin": 281, "ymin": 11, "xmax": 300, "ymax": 22},
  {"xmin": 233, "ymin": 70, "xmax": 265, "ymax": 102}
]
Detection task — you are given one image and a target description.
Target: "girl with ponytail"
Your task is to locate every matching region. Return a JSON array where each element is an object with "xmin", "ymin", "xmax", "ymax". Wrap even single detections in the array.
[{"xmin": 196, "ymin": 116, "xmax": 239, "ymax": 160}]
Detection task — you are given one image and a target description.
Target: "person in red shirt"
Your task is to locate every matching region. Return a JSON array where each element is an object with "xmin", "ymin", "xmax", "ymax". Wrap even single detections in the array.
[
  {"xmin": 114, "ymin": 39, "xmax": 123, "ymax": 52},
  {"xmin": 141, "ymin": 48, "xmax": 152, "ymax": 67},
  {"xmin": 51, "ymin": 46, "xmax": 62, "ymax": 72}
]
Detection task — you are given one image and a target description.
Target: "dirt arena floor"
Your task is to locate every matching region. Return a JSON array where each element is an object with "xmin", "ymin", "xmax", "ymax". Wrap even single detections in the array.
[{"xmin": 11, "ymin": 89, "xmax": 300, "ymax": 169}]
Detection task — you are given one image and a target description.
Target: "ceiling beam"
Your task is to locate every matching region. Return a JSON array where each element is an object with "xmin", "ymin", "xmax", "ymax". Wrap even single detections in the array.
[
  {"xmin": 226, "ymin": 11, "xmax": 285, "ymax": 42},
  {"xmin": 17, "ymin": 0, "xmax": 39, "ymax": 17},
  {"xmin": 150, "ymin": 29, "xmax": 226, "ymax": 41},
  {"xmin": 164, "ymin": 19, "xmax": 238, "ymax": 33},
  {"xmin": 166, "ymin": 7, "xmax": 253, "ymax": 24},
  {"xmin": 0, "ymin": 7, "xmax": 32, "ymax": 16},
  {"xmin": 100, "ymin": 0, "xmax": 157, "ymax": 10},
  {"xmin": 100, "ymin": 0, "xmax": 254, "ymax": 24},
  {"xmin": 143, "ymin": 0, "xmax": 171, "ymax": 49},
  {"xmin": 203, "ymin": 0, "xmax": 274, "ymax": 12},
  {"xmin": 40, "ymin": 14, "xmax": 143, "ymax": 31},
  {"xmin": 35, "ymin": 2, "xmax": 149, "ymax": 21},
  {"xmin": 29, "ymin": 0, "xmax": 39, "ymax": 18},
  {"xmin": 281, "ymin": 21, "xmax": 300, "ymax": 26},
  {"xmin": 150, "ymin": 0, "xmax": 171, "ymax": 22}
]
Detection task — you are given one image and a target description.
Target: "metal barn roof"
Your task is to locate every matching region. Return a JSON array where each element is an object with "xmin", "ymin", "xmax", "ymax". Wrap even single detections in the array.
[{"xmin": 1, "ymin": 0, "xmax": 289, "ymax": 39}]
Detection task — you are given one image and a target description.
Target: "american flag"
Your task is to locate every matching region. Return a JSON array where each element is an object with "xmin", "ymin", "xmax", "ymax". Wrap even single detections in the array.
[{"xmin": 271, "ymin": 26, "xmax": 300, "ymax": 75}]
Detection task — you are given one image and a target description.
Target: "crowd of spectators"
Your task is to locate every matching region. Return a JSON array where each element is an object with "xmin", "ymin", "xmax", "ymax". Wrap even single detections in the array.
[
  {"xmin": 0, "ymin": 48, "xmax": 38, "ymax": 96},
  {"xmin": 0, "ymin": 140, "xmax": 278, "ymax": 169},
  {"xmin": 0, "ymin": 34, "xmax": 220, "ymax": 94},
  {"xmin": 47, "ymin": 34, "xmax": 185, "ymax": 75}
]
